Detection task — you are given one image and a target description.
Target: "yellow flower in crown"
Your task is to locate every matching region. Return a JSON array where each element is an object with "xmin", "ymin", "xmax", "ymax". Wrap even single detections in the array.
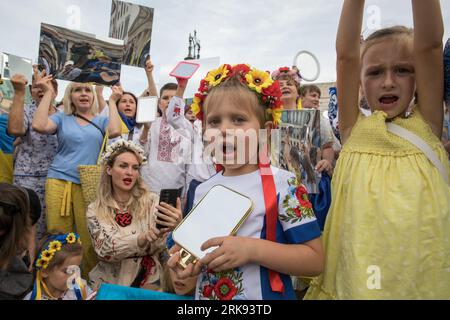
[
  {"xmin": 49, "ymin": 240, "xmax": 62, "ymax": 252},
  {"xmin": 40, "ymin": 249, "xmax": 55, "ymax": 262},
  {"xmin": 245, "ymin": 69, "xmax": 273, "ymax": 93},
  {"xmin": 77, "ymin": 238, "xmax": 82, "ymax": 245},
  {"xmin": 66, "ymin": 233, "xmax": 77, "ymax": 244},
  {"xmin": 191, "ymin": 95, "xmax": 202, "ymax": 116},
  {"xmin": 205, "ymin": 64, "xmax": 232, "ymax": 87},
  {"xmin": 36, "ymin": 259, "xmax": 49, "ymax": 269}
]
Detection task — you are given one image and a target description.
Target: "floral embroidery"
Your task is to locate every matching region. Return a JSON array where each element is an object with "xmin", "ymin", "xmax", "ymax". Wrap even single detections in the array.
[
  {"xmin": 198, "ymin": 269, "xmax": 244, "ymax": 300},
  {"xmin": 280, "ymin": 177, "xmax": 315, "ymax": 224}
]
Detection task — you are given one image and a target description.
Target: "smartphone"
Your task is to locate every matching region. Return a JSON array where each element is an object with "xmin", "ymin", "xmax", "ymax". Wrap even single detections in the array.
[
  {"xmin": 156, "ymin": 188, "xmax": 182, "ymax": 229},
  {"xmin": 169, "ymin": 61, "xmax": 200, "ymax": 80},
  {"xmin": 136, "ymin": 96, "xmax": 158, "ymax": 123}
]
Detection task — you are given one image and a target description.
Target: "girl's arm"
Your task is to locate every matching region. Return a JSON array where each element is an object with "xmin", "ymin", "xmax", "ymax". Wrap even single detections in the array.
[
  {"xmin": 336, "ymin": 0, "xmax": 365, "ymax": 144},
  {"xmin": 106, "ymin": 85, "xmax": 123, "ymax": 138},
  {"xmin": 31, "ymin": 75, "xmax": 57, "ymax": 134},
  {"xmin": 412, "ymin": 0, "xmax": 444, "ymax": 137},
  {"xmin": 7, "ymin": 74, "xmax": 28, "ymax": 137}
]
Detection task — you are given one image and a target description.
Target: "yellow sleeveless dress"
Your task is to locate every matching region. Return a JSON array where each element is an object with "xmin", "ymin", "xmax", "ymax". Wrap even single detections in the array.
[{"xmin": 305, "ymin": 110, "xmax": 450, "ymax": 299}]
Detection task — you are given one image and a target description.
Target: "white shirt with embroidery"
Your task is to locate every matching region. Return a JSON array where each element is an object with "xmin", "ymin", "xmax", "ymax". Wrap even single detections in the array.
[
  {"xmin": 191, "ymin": 166, "xmax": 321, "ymax": 300},
  {"xmin": 140, "ymin": 116, "xmax": 191, "ymax": 195},
  {"xmin": 166, "ymin": 96, "xmax": 216, "ymax": 187}
]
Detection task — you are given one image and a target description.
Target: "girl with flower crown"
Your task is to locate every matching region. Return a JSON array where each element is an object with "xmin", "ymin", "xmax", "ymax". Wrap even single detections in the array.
[
  {"xmin": 25, "ymin": 232, "xmax": 94, "ymax": 300},
  {"xmin": 306, "ymin": 0, "xmax": 450, "ymax": 299},
  {"xmin": 87, "ymin": 140, "xmax": 182, "ymax": 291},
  {"xmin": 167, "ymin": 64, "xmax": 324, "ymax": 300}
]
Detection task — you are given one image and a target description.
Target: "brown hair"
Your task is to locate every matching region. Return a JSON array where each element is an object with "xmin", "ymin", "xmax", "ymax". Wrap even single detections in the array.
[
  {"xmin": 37, "ymin": 233, "xmax": 83, "ymax": 272},
  {"xmin": 160, "ymin": 83, "xmax": 178, "ymax": 97},
  {"xmin": 300, "ymin": 84, "xmax": 321, "ymax": 98},
  {"xmin": 361, "ymin": 26, "xmax": 413, "ymax": 59},
  {"xmin": 0, "ymin": 183, "xmax": 31, "ymax": 269},
  {"xmin": 204, "ymin": 75, "xmax": 267, "ymax": 127}
]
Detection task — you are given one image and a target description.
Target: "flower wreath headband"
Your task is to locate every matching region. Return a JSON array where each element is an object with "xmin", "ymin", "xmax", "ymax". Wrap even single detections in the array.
[
  {"xmin": 101, "ymin": 139, "xmax": 147, "ymax": 166},
  {"xmin": 190, "ymin": 64, "xmax": 284, "ymax": 126},
  {"xmin": 271, "ymin": 66, "xmax": 302, "ymax": 86},
  {"xmin": 35, "ymin": 233, "xmax": 81, "ymax": 269}
]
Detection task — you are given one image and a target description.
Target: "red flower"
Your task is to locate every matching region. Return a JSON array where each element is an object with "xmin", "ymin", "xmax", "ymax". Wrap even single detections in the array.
[
  {"xmin": 202, "ymin": 285, "xmax": 214, "ymax": 298},
  {"xmin": 214, "ymin": 278, "xmax": 238, "ymax": 300},
  {"xmin": 279, "ymin": 67, "xmax": 290, "ymax": 72},
  {"xmin": 232, "ymin": 64, "xmax": 251, "ymax": 75},
  {"xmin": 294, "ymin": 207, "xmax": 302, "ymax": 217},
  {"xmin": 296, "ymin": 185, "xmax": 312, "ymax": 209},
  {"xmin": 195, "ymin": 93, "xmax": 206, "ymax": 101},
  {"xmin": 262, "ymin": 82, "xmax": 282, "ymax": 100},
  {"xmin": 198, "ymin": 79, "xmax": 208, "ymax": 93}
]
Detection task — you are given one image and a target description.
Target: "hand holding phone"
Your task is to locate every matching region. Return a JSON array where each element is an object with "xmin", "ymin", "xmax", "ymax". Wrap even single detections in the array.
[{"xmin": 156, "ymin": 188, "xmax": 183, "ymax": 230}]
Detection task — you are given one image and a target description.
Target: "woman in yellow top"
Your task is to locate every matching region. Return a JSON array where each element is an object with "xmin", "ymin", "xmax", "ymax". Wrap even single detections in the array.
[{"xmin": 306, "ymin": 0, "xmax": 450, "ymax": 299}]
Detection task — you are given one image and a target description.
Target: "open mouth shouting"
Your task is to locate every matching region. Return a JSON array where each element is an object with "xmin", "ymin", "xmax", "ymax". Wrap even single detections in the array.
[{"xmin": 379, "ymin": 94, "xmax": 399, "ymax": 108}]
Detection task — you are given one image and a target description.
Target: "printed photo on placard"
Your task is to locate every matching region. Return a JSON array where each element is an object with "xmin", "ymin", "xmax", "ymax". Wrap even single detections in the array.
[
  {"xmin": 272, "ymin": 109, "xmax": 321, "ymax": 194},
  {"xmin": 109, "ymin": 0, "xmax": 154, "ymax": 68},
  {"xmin": 39, "ymin": 23, "xmax": 124, "ymax": 86},
  {"xmin": 0, "ymin": 79, "xmax": 33, "ymax": 114}
]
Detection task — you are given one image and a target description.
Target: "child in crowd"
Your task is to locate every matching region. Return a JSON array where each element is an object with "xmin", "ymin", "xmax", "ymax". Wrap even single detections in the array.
[
  {"xmin": 25, "ymin": 232, "xmax": 93, "ymax": 300},
  {"xmin": 306, "ymin": 0, "xmax": 450, "ymax": 299},
  {"xmin": 168, "ymin": 64, "xmax": 324, "ymax": 300}
]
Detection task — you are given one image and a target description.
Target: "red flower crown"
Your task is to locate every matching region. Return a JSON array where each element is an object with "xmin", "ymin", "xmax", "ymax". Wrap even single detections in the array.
[{"xmin": 190, "ymin": 64, "xmax": 283, "ymax": 125}]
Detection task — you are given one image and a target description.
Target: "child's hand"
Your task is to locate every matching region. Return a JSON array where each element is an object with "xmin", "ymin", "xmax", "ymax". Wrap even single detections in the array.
[
  {"xmin": 167, "ymin": 244, "xmax": 204, "ymax": 279},
  {"xmin": 200, "ymin": 236, "xmax": 252, "ymax": 272},
  {"xmin": 155, "ymin": 198, "xmax": 182, "ymax": 232}
]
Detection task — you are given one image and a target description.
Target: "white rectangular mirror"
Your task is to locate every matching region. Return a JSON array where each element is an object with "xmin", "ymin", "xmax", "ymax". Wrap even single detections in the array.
[
  {"xmin": 172, "ymin": 185, "xmax": 253, "ymax": 266},
  {"xmin": 136, "ymin": 96, "xmax": 158, "ymax": 123}
]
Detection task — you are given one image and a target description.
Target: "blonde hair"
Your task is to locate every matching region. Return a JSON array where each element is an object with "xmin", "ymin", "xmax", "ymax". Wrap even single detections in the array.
[
  {"xmin": 204, "ymin": 76, "xmax": 267, "ymax": 127},
  {"xmin": 62, "ymin": 82, "xmax": 99, "ymax": 116},
  {"xmin": 361, "ymin": 26, "xmax": 414, "ymax": 59},
  {"xmin": 92, "ymin": 147, "xmax": 155, "ymax": 226}
]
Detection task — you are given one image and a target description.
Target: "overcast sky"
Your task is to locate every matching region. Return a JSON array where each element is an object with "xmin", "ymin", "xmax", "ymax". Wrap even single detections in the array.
[{"xmin": 1, "ymin": 0, "xmax": 449, "ymax": 100}]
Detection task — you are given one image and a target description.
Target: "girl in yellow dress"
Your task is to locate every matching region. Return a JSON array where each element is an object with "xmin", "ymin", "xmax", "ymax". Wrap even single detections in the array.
[{"xmin": 306, "ymin": 0, "xmax": 450, "ymax": 299}]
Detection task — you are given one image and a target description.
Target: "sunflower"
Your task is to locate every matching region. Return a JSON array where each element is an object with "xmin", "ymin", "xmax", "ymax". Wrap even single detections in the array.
[
  {"xmin": 36, "ymin": 259, "xmax": 49, "ymax": 269},
  {"xmin": 205, "ymin": 65, "xmax": 231, "ymax": 87},
  {"xmin": 40, "ymin": 249, "xmax": 55, "ymax": 262},
  {"xmin": 66, "ymin": 233, "xmax": 77, "ymax": 244},
  {"xmin": 245, "ymin": 69, "xmax": 273, "ymax": 93},
  {"xmin": 49, "ymin": 240, "xmax": 62, "ymax": 252}
]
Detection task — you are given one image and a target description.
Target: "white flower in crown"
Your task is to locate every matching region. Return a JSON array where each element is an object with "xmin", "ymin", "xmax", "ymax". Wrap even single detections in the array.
[{"xmin": 101, "ymin": 139, "xmax": 147, "ymax": 165}]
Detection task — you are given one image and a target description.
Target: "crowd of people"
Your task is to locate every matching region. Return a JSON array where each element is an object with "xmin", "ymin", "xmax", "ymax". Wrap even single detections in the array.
[{"xmin": 1, "ymin": 0, "xmax": 450, "ymax": 301}]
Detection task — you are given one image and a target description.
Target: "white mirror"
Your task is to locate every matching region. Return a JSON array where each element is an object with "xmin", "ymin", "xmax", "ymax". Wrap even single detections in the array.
[
  {"xmin": 136, "ymin": 96, "xmax": 158, "ymax": 123},
  {"xmin": 0, "ymin": 53, "xmax": 33, "ymax": 84},
  {"xmin": 172, "ymin": 185, "xmax": 253, "ymax": 265}
]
